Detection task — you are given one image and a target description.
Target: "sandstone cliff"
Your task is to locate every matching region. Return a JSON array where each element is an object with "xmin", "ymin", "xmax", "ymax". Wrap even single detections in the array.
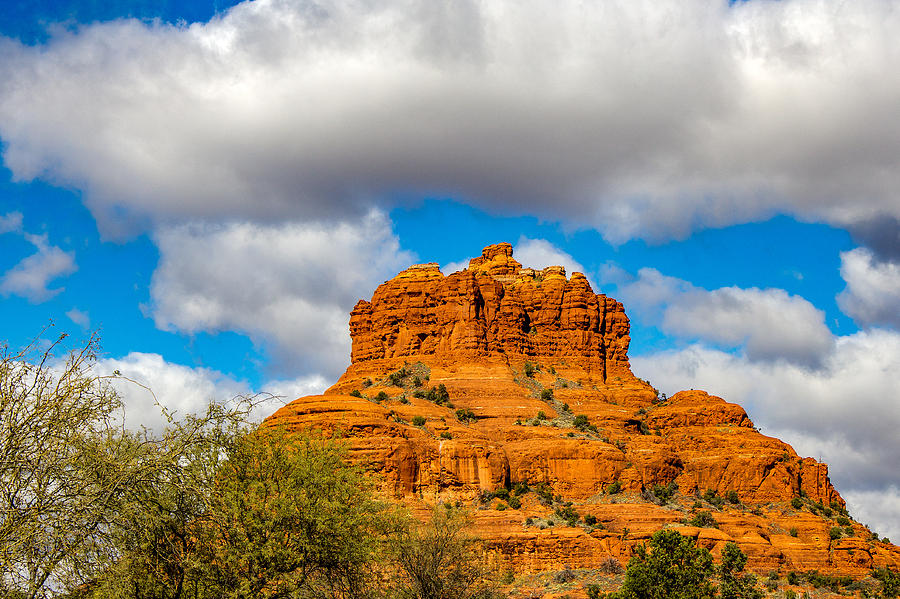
[{"xmin": 265, "ymin": 243, "xmax": 899, "ymax": 586}]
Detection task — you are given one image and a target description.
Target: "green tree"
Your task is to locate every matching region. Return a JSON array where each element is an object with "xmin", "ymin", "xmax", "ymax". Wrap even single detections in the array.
[
  {"xmin": 718, "ymin": 542, "xmax": 762, "ymax": 599},
  {"xmin": 614, "ymin": 530, "xmax": 716, "ymax": 599},
  {"xmin": 874, "ymin": 567, "xmax": 900, "ymax": 598},
  {"xmin": 0, "ymin": 332, "xmax": 161, "ymax": 599},
  {"xmin": 88, "ymin": 401, "xmax": 256, "ymax": 599},
  {"xmin": 200, "ymin": 430, "xmax": 388, "ymax": 599}
]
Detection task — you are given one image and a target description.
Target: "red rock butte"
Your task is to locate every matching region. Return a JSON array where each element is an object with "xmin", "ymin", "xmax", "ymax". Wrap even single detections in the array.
[{"xmin": 266, "ymin": 243, "xmax": 899, "ymax": 581}]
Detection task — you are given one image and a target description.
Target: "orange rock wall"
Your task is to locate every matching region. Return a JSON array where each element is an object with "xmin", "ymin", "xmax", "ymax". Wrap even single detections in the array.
[{"xmin": 349, "ymin": 243, "xmax": 632, "ymax": 382}]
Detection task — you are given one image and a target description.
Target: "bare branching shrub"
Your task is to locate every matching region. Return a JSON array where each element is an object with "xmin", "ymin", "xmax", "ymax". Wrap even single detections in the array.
[
  {"xmin": 389, "ymin": 507, "xmax": 502, "ymax": 599},
  {"xmin": 599, "ymin": 557, "xmax": 625, "ymax": 575}
]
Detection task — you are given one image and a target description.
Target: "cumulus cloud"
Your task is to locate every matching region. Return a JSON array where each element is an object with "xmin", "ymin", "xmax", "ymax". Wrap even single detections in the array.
[
  {"xmin": 95, "ymin": 352, "xmax": 326, "ymax": 430},
  {"xmin": 837, "ymin": 248, "xmax": 900, "ymax": 329},
  {"xmin": 618, "ymin": 268, "xmax": 833, "ymax": 366},
  {"xmin": 631, "ymin": 328, "xmax": 900, "ymax": 540},
  {"xmin": 1, "ymin": 0, "xmax": 900, "ymax": 240},
  {"xmin": 0, "ymin": 233, "xmax": 76, "ymax": 302},
  {"xmin": 513, "ymin": 236, "xmax": 583, "ymax": 273},
  {"xmin": 96, "ymin": 352, "xmax": 251, "ymax": 431},
  {"xmin": 0, "ymin": 211, "xmax": 23, "ymax": 233},
  {"xmin": 148, "ymin": 210, "xmax": 414, "ymax": 378}
]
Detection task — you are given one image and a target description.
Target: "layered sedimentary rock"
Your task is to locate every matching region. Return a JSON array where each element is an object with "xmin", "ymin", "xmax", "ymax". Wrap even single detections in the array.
[
  {"xmin": 349, "ymin": 243, "xmax": 632, "ymax": 381},
  {"xmin": 265, "ymin": 243, "xmax": 900, "ymax": 581}
]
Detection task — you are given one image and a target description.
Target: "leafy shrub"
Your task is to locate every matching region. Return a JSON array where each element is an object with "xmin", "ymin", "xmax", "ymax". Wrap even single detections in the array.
[
  {"xmin": 425, "ymin": 384, "xmax": 451, "ymax": 406},
  {"xmin": 412, "ymin": 415, "xmax": 426, "ymax": 426},
  {"xmin": 512, "ymin": 482, "xmax": 530, "ymax": 496},
  {"xmin": 703, "ymin": 489, "xmax": 725, "ymax": 509},
  {"xmin": 573, "ymin": 414, "xmax": 591, "ymax": 430},
  {"xmin": 374, "ymin": 391, "xmax": 390, "ymax": 402},
  {"xmin": 787, "ymin": 572, "xmax": 800, "ymax": 585},
  {"xmin": 726, "ymin": 490, "xmax": 740, "ymax": 504},
  {"xmin": 534, "ymin": 483, "xmax": 554, "ymax": 505},
  {"xmin": 873, "ymin": 567, "xmax": 900, "ymax": 598},
  {"xmin": 455, "ymin": 408, "xmax": 476, "ymax": 423},
  {"xmin": 802, "ymin": 570, "xmax": 852, "ymax": 592},
  {"xmin": 523, "ymin": 361, "xmax": 536, "ymax": 377},
  {"xmin": 439, "ymin": 431, "xmax": 452, "ymax": 439},
  {"xmin": 541, "ymin": 388, "xmax": 554, "ymax": 402},
  {"xmin": 606, "ymin": 481, "xmax": 623, "ymax": 495},
  {"xmin": 719, "ymin": 542, "xmax": 763, "ymax": 599},
  {"xmin": 536, "ymin": 410, "xmax": 547, "ymax": 420},
  {"xmin": 836, "ymin": 516, "xmax": 851, "ymax": 526},
  {"xmin": 638, "ymin": 421, "xmax": 651, "ymax": 435},
  {"xmin": 399, "ymin": 397, "xmax": 410, "ymax": 405},
  {"xmin": 688, "ymin": 510, "xmax": 718, "ymax": 528},
  {"xmin": 785, "ymin": 591, "xmax": 797, "ymax": 599},
  {"xmin": 349, "ymin": 389, "xmax": 363, "ymax": 398},
  {"xmin": 829, "ymin": 526, "xmax": 843, "ymax": 541},
  {"xmin": 650, "ymin": 481, "xmax": 678, "ymax": 504},
  {"xmin": 615, "ymin": 530, "xmax": 716, "ymax": 599},
  {"xmin": 561, "ymin": 403, "xmax": 570, "ymax": 412},
  {"xmin": 791, "ymin": 497, "xmax": 803, "ymax": 510},
  {"xmin": 584, "ymin": 514, "xmax": 598, "ymax": 526},
  {"xmin": 362, "ymin": 378, "xmax": 373, "ymax": 388},
  {"xmin": 554, "ymin": 505, "xmax": 580, "ymax": 526},
  {"xmin": 507, "ymin": 495, "xmax": 521, "ymax": 510},
  {"xmin": 789, "ymin": 527, "xmax": 798, "ymax": 538},
  {"xmin": 412, "ymin": 376, "xmax": 422, "ymax": 387}
]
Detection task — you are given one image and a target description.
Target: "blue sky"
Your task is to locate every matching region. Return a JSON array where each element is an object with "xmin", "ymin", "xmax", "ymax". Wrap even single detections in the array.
[{"xmin": 1, "ymin": 0, "xmax": 899, "ymax": 538}]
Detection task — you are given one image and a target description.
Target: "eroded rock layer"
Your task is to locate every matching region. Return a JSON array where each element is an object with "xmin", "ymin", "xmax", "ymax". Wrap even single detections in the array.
[
  {"xmin": 264, "ymin": 244, "xmax": 900, "ymax": 583},
  {"xmin": 349, "ymin": 243, "xmax": 632, "ymax": 381}
]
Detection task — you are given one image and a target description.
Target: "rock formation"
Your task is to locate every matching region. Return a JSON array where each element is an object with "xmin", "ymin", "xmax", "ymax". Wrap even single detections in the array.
[{"xmin": 265, "ymin": 243, "xmax": 899, "ymax": 586}]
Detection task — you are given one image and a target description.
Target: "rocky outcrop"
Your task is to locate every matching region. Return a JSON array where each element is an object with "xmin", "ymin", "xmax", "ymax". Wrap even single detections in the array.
[
  {"xmin": 349, "ymin": 243, "xmax": 632, "ymax": 381},
  {"xmin": 264, "ymin": 243, "xmax": 900, "ymax": 581}
]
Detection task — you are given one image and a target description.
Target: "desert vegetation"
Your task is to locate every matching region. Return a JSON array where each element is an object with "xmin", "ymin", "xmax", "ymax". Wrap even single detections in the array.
[
  {"xmin": 0, "ymin": 333, "xmax": 500, "ymax": 599},
  {"xmin": 2, "ymin": 332, "xmax": 898, "ymax": 599}
]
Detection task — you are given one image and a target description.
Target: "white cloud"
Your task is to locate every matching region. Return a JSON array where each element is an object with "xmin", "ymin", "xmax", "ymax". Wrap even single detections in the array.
[
  {"xmin": 619, "ymin": 268, "xmax": 833, "ymax": 366},
  {"xmin": 513, "ymin": 236, "xmax": 583, "ymax": 273},
  {"xmin": 96, "ymin": 352, "xmax": 252, "ymax": 431},
  {"xmin": 260, "ymin": 375, "xmax": 329, "ymax": 404},
  {"xmin": 0, "ymin": 211, "xmax": 22, "ymax": 234},
  {"xmin": 631, "ymin": 329, "xmax": 900, "ymax": 539},
  {"xmin": 95, "ymin": 352, "xmax": 320, "ymax": 431},
  {"xmin": 837, "ymin": 247, "xmax": 900, "ymax": 329},
  {"xmin": 1, "ymin": 0, "xmax": 900, "ymax": 241},
  {"xmin": 65, "ymin": 307, "xmax": 90, "ymax": 328},
  {"xmin": 148, "ymin": 210, "xmax": 414, "ymax": 378},
  {"xmin": 0, "ymin": 233, "xmax": 76, "ymax": 302},
  {"xmin": 441, "ymin": 259, "xmax": 469, "ymax": 275}
]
